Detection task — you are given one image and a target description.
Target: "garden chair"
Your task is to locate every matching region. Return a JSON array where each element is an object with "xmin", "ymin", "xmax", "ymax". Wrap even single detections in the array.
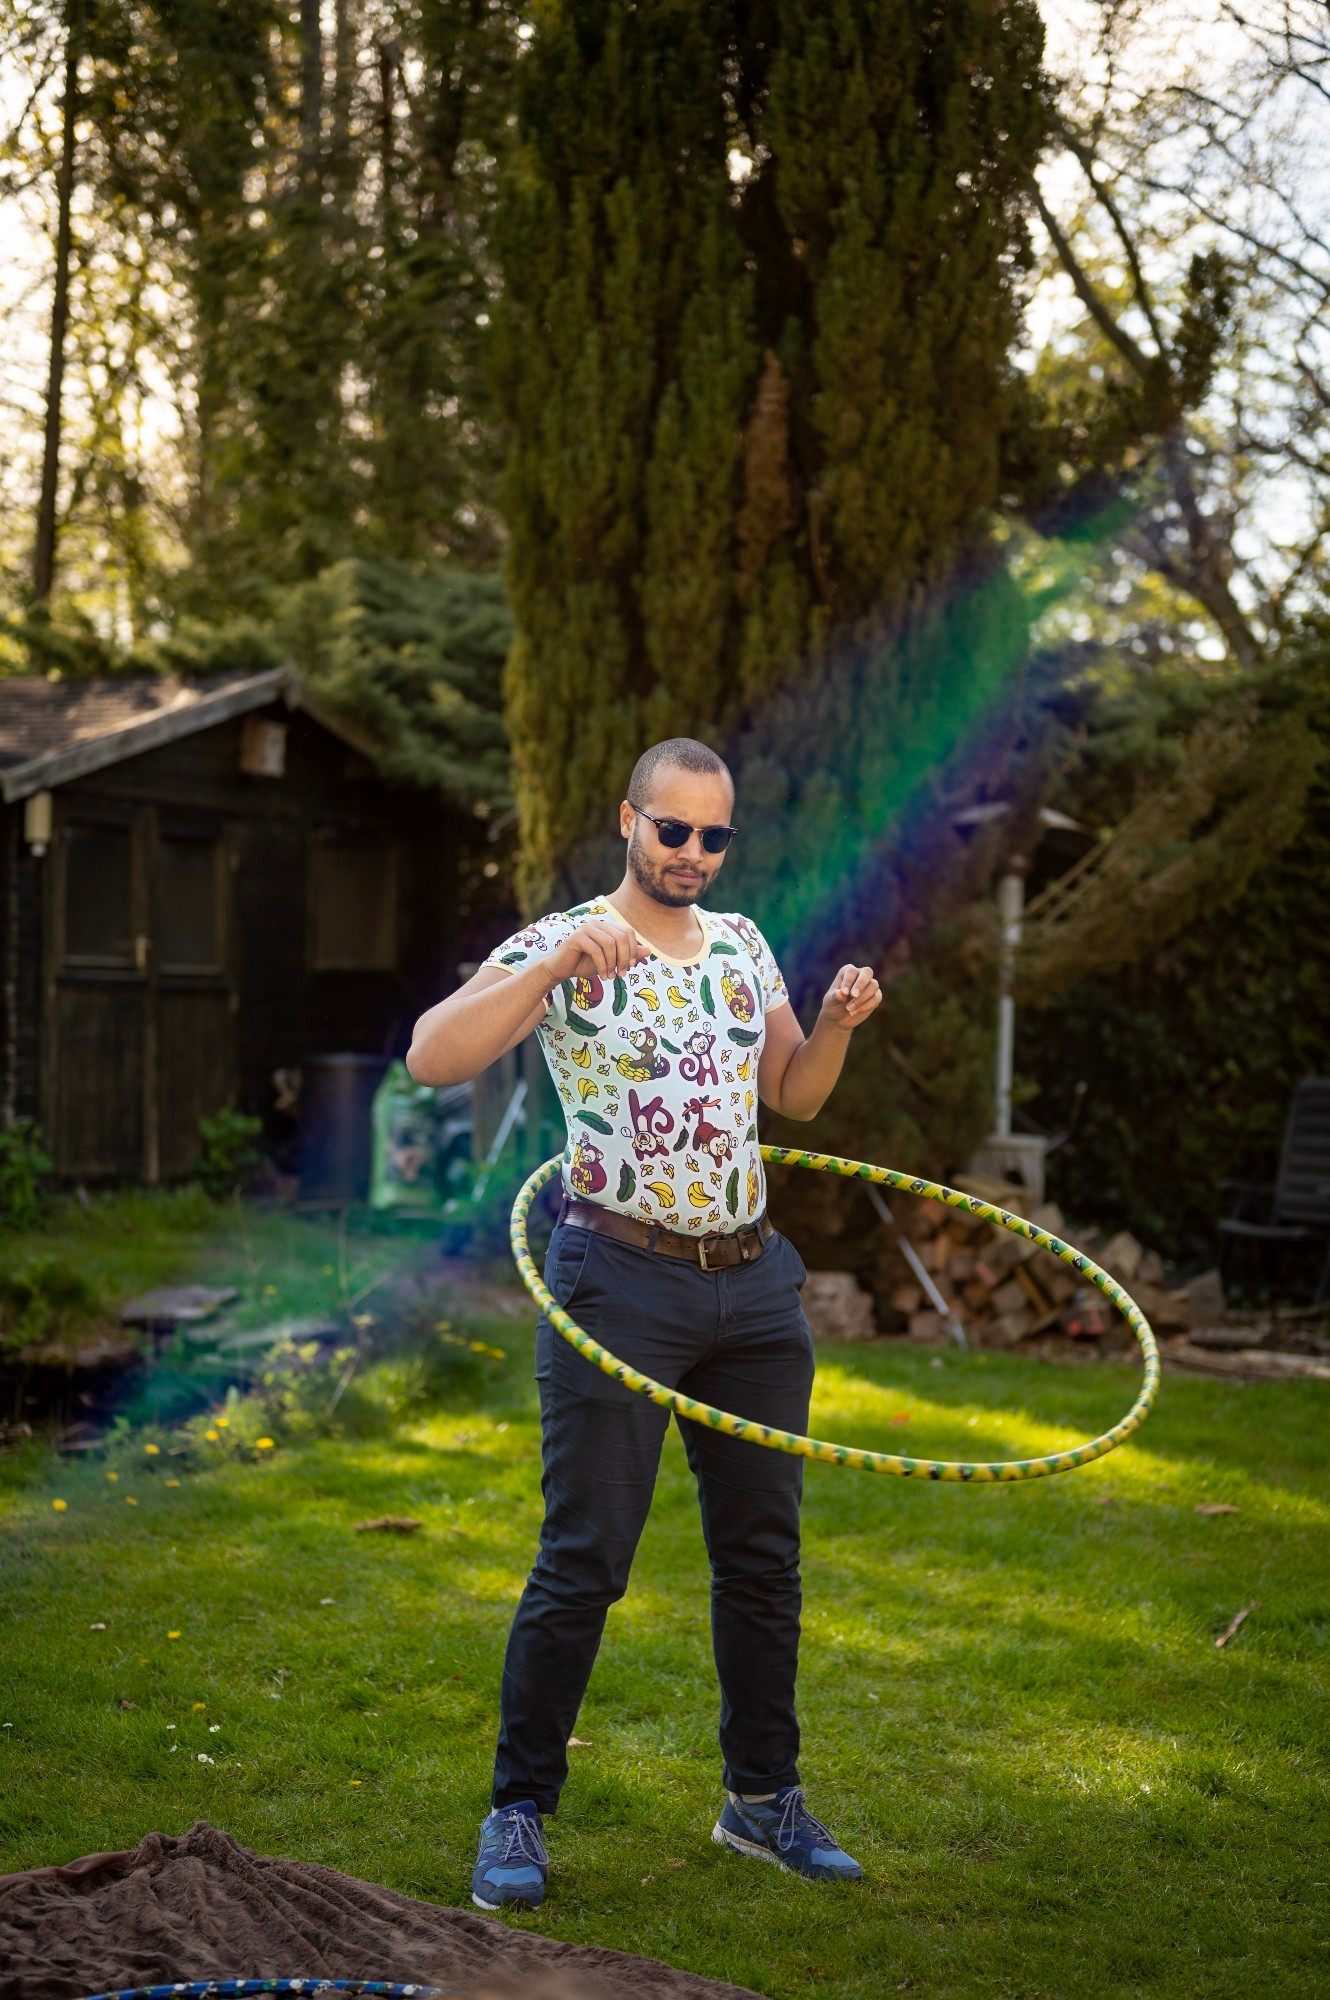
[{"xmin": 1217, "ymin": 1076, "xmax": 1330, "ymax": 1306}]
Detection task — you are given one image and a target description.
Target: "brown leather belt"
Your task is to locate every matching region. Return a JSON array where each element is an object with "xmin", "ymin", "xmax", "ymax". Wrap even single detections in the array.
[{"xmin": 559, "ymin": 1193, "xmax": 774, "ymax": 1272}]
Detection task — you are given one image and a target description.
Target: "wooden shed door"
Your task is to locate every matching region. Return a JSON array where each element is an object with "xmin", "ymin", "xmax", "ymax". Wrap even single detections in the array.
[
  {"xmin": 150, "ymin": 824, "xmax": 237, "ymax": 1181},
  {"xmin": 48, "ymin": 810, "xmax": 237, "ymax": 1181}
]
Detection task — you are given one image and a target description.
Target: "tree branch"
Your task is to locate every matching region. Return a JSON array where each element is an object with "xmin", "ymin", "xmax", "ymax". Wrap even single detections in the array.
[{"xmin": 1030, "ymin": 177, "xmax": 1160, "ymax": 384}]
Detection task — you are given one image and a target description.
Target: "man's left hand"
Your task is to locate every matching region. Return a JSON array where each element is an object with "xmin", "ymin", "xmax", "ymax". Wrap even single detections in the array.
[{"xmin": 819, "ymin": 964, "xmax": 882, "ymax": 1032}]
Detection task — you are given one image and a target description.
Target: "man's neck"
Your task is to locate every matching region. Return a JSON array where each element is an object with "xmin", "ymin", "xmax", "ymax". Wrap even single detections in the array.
[{"xmin": 605, "ymin": 874, "xmax": 707, "ymax": 956}]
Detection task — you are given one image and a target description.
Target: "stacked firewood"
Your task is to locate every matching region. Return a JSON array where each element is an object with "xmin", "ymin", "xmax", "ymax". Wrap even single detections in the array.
[{"xmin": 879, "ymin": 1181, "xmax": 1173, "ymax": 1349}]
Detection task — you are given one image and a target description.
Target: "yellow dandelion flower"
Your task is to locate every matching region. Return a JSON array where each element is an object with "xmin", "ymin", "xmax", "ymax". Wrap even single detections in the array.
[
  {"xmin": 192, "ymin": 1701, "xmax": 207, "ymax": 1711},
  {"xmin": 167, "ymin": 1630, "xmax": 181, "ymax": 1640},
  {"xmin": 215, "ymin": 1417, "xmax": 229, "ymax": 1428},
  {"xmin": 106, "ymin": 1471, "xmax": 119, "ymax": 1482},
  {"xmin": 165, "ymin": 1479, "xmax": 181, "ymax": 1488},
  {"xmin": 205, "ymin": 1430, "xmax": 219, "ymax": 1442},
  {"xmin": 145, "ymin": 1443, "xmax": 160, "ymax": 1455},
  {"xmin": 139, "ymin": 1658, "xmax": 149, "ymax": 1666},
  {"xmin": 256, "ymin": 1437, "xmax": 275, "ymax": 1450},
  {"xmin": 52, "ymin": 1498, "xmax": 68, "ymax": 1512},
  {"xmin": 349, "ymin": 1780, "xmax": 362, "ymax": 1786},
  {"xmin": 125, "ymin": 1496, "xmax": 138, "ymax": 1506}
]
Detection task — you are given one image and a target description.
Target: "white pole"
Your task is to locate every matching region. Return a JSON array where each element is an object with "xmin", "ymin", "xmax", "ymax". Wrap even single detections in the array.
[{"xmin": 995, "ymin": 865, "xmax": 1025, "ymax": 1140}]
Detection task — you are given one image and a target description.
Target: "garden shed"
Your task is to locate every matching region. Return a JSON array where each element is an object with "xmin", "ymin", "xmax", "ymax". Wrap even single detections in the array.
[{"xmin": 0, "ymin": 668, "xmax": 468, "ymax": 1184}]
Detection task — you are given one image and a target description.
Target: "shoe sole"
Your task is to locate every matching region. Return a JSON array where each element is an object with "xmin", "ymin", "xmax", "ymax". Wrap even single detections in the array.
[
  {"xmin": 713, "ymin": 1821, "xmax": 797, "ymax": 1875},
  {"xmin": 711, "ymin": 1822, "xmax": 862, "ymax": 1884},
  {"xmin": 472, "ymin": 1889, "xmax": 544, "ymax": 1911}
]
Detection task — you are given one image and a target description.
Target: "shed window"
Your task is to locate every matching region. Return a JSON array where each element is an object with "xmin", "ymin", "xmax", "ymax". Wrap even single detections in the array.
[
  {"xmin": 157, "ymin": 837, "xmax": 220, "ymax": 971},
  {"xmin": 310, "ymin": 840, "xmax": 398, "ymax": 971},
  {"xmin": 64, "ymin": 824, "xmax": 133, "ymax": 965}
]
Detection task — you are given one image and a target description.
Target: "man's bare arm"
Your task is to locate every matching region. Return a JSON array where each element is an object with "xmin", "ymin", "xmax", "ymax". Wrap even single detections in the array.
[
  {"xmin": 757, "ymin": 966, "xmax": 882, "ymax": 1121},
  {"xmin": 406, "ymin": 963, "xmax": 553, "ymax": 1086},
  {"xmin": 406, "ymin": 919, "xmax": 649, "ymax": 1086}
]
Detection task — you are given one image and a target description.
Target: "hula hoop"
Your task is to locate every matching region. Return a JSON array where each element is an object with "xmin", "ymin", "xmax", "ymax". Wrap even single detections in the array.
[
  {"xmin": 510, "ymin": 1146, "xmax": 1160, "ymax": 1481},
  {"xmin": 79, "ymin": 1986, "xmax": 446, "ymax": 1999}
]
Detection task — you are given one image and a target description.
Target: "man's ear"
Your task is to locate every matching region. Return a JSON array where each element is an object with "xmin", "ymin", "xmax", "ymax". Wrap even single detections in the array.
[{"xmin": 619, "ymin": 801, "xmax": 635, "ymax": 840}]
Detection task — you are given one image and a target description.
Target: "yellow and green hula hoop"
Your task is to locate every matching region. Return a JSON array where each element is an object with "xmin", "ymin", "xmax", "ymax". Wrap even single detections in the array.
[{"xmin": 510, "ymin": 1147, "xmax": 1160, "ymax": 1482}]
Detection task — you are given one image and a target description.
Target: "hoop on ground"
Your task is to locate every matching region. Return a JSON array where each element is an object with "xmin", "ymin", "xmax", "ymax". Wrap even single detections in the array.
[
  {"xmin": 80, "ymin": 1985, "xmax": 445, "ymax": 1999},
  {"xmin": 509, "ymin": 1147, "xmax": 1160, "ymax": 1482}
]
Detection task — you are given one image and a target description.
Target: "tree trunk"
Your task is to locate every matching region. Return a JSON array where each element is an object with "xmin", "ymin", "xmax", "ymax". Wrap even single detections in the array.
[
  {"xmin": 300, "ymin": 0, "xmax": 323, "ymax": 180},
  {"xmin": 32, "ymin": 0, "xmax": 80, "ymax": 605}
]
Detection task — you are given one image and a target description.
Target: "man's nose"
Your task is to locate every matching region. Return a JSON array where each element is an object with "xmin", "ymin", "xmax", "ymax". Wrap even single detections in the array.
[{"xmin": 678, "ymin": 829, "xmax": 706, "ymax": 863}]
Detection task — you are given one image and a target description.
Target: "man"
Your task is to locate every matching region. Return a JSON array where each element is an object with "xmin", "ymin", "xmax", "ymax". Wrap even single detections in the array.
[{"xmin": 407, "ymin": 738, "xmax": 882, "ymax": 1909}]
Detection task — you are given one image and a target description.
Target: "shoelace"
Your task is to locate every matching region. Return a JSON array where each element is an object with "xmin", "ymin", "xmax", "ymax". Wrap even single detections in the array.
[
  {"xmin": 498, "ymin": 1810, "xmax": 549, "ymax": 1869},
  {"xmin": 774, "ymin": 1788, "xmax": 836, "ymax": 1855}
]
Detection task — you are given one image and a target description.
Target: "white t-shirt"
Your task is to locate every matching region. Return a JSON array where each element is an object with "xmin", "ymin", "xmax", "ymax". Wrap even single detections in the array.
[{"xmin": 483, "ymin": 894, "xmax": 790, "ymax": 1234}]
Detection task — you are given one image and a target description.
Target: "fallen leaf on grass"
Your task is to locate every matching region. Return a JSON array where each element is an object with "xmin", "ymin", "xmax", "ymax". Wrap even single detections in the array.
[
  {"xmin": 1215, "ymin": 1600, "xmax": 1259, "ymax": 1648},
  {"xmin": 115, "ymin": 1697, "xmax": 139, "ymax": 1710},
  {"xmin": 568, "ymin": 1737, "xmax": 591, "ymax": 1748},
  {"xmin": 354, "ymin": 1516, "xmax": 423, "ymax": 1534},
  {"xmin": 664, "ymin": 1859, "xmax": 686, "ymax": 1871},
  {"xmin": 1095, "ymin": 1496, "xmax": 1117, "ymax": 1507},
  {"xmin": 890, "ymin": 1413, "xmax": 911, "ymax": 1426},
  {"xmin": 1195, "ymin": 1503, "xmax": 1239, "ymax": 1516}
]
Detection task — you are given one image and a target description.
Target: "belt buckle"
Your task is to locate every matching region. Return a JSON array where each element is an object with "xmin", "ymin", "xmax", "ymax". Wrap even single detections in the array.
[{"xmin": 697, "ymin": 1234, "xmax": 724, "ymax": 1274}]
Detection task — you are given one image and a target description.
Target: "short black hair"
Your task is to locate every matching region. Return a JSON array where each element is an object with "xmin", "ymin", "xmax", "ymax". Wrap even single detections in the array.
[{"xmin": 627, "ymin": 737, "xmax": 733, "ymax": 809}]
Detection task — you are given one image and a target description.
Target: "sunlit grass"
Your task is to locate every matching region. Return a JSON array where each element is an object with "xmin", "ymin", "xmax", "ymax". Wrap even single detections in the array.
[
  {"xmin": 1, "ymin": 1339, "xmax": 1328, "ymax": 1999},
  {"xmin": 0, "ymin": 1187, "xmax": 424, "ymax": 1366}
]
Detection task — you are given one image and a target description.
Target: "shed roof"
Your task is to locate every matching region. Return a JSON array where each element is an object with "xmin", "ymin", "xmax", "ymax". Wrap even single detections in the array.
[{"xmin": 0, "ymin": 667, "xmax": 373, "ymax": 803}]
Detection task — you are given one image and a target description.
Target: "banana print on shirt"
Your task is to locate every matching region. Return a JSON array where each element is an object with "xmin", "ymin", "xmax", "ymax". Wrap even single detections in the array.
[{"xmin": 482, "ymin": 897, "xmax": 789, "ymax": 1232}]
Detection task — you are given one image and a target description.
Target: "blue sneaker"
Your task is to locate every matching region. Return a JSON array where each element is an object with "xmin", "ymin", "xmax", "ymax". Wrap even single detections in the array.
[
  {"xmin": 712, "ymin": 1787, "xmax": 863, "ymax": 1883},
  {"xmin": 471, "ymin": 1799, "xmax": 549, "ymax": 1910}
]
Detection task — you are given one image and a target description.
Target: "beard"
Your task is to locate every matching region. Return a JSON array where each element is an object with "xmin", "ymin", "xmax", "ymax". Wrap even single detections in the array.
[{"xmin": 626, "ymin": 824, "xmax": 716, "ymax": 907}]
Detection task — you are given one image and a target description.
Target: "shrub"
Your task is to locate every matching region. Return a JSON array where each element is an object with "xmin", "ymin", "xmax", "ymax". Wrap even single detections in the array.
[
  {"xmin": 0, "ymin": 1122, "xmax": 52, "ymax": 1230},
  {"xmin": 194, "ymin": 1109, "xmax": 264, "ymax": 1199},
  {"xmin": 0, "ymin": 1257, "xmax": 100, "ymax": 1355}
]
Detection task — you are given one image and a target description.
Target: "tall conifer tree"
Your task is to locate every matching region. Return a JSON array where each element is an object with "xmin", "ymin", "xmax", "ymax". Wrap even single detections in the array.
[{"xmin": 497, "ymin": 0, "xmax": 1045, "ymax": 995}]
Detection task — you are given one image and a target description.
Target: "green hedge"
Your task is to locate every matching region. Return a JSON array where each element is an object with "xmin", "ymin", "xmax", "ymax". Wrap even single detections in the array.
[{"xmin": 1020, "ymin": 640, "xmax": 1330, "ymax": 1265}]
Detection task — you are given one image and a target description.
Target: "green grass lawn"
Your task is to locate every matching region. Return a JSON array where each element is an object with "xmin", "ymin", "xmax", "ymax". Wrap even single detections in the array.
[
  {"xmin": 1, "ymin": 1188, "xmax": 412, "ymax": 1365},
  {"xmin": 2, "ymin": 1329, "xmax": 1328, "ymax": 1999}
]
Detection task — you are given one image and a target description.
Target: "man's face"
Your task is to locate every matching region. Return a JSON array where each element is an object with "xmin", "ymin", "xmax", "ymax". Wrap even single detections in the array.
[{"xmin": 620, "ymin": 768, "xmax": 735, "ymax": 908}]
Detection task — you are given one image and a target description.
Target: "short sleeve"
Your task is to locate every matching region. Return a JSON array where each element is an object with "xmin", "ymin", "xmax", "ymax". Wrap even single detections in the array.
[
  {"xmin": 746, "ymin": 921, "xmax": 790, "ymax": 1012},
  {"xmin": 481, "ymin": 910, "xmax": 577, "ymax": 977}
]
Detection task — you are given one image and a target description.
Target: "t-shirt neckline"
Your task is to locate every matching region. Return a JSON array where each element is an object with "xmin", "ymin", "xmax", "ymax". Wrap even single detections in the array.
[{"xmin": 595, "ymin": 893, "xmax": 711, "ymax": 969}]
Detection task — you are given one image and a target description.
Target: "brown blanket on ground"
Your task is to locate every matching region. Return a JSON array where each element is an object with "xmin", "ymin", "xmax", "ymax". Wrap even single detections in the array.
[{"xmin": 0, "ymin": 1822, "xmax": 766, "ymax": 2000}]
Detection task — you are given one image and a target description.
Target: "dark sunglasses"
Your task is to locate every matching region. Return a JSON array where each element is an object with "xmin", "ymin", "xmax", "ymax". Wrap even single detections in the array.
[{"xmin": 636, "ymin": 806, "xmax": 737, "ymax": 854}]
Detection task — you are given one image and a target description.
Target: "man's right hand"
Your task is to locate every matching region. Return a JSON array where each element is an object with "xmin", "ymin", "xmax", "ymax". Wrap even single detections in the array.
[{"xmin": 550, "ymin": 918, "xmax": 650, "ymax": 983}]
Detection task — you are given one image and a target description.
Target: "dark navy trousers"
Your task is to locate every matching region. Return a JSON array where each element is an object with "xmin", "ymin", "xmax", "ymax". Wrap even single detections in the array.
[{"xmin": 491, "ymin": 1218, "xmax": 816, "ymax": 1814}]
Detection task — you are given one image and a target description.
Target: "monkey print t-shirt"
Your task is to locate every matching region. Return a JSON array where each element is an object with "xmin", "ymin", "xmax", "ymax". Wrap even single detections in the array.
[{"xmin": 482, "ymin": 897, "xmax": 789, "ymax": 1234}]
